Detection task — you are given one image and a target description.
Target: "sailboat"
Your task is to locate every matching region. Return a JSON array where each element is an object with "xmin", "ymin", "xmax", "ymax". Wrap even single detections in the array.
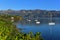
[
  {"xmin": 36, "ymin": 21, "xmax": 40, "ymax": 24},
  {"xmin": 49, "ymin": 22, "xmax": 55, "ymax": 25},
  {"xmin": 35, "ymin": 16, "xmax": 40, "ymax": 24},
  {"xmin": 48, "ymin": 13, "xmax": 55, "ymax": 25},
  {"xmin": 35, "ymin": 19, "xmax": 40, "ymax": 24}
]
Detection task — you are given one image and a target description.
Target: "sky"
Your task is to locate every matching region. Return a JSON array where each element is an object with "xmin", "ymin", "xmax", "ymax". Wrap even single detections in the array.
[{"xmin": 0, "ymin": 0, "xmax": 60, "ymax": 10}]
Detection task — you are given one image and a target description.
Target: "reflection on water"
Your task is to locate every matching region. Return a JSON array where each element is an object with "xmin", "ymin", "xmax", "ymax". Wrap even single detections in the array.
[{"xmin": 16, "ymin": 18, "xmax": 60, "ymax": 40}]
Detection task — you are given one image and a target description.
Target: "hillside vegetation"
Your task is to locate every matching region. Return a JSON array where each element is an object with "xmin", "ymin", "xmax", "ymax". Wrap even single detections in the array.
[{"xmin": 0, "ymin": 17, "xmax": 43, "ymax": 40}]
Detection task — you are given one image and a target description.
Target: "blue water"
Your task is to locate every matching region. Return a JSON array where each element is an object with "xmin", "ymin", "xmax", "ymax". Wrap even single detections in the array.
[{"xmin": 16, "ymin": 23, "xmax": 60, "ymax": 40}]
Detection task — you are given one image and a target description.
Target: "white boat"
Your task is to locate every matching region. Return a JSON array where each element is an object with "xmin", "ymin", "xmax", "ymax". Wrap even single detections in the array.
[
  {"xmin": 48, "ymin": 12, "xmax": 55, "ymax": 25},
  {"xmin": 36, "ymin": 21, "xmax": 40, "ymax": 24},
  {"xmin": 49, "ymin": 22, "xmax": 55, "ymax": 25}
]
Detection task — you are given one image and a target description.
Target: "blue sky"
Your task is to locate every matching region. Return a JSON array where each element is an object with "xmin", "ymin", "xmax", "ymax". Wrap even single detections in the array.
[{"xmin": 0, "ymin": 0, "xmax": 60, "ymax": 10}]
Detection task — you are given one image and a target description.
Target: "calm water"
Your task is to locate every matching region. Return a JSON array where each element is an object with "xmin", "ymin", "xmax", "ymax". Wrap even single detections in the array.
[{"xmin": 16, "ymin": 18, "xmax": 60, "ymax": 40}]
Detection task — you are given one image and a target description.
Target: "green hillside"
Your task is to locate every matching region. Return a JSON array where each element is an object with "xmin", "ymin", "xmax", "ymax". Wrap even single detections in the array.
[{"xmin": 0, "ymin": 18, "xmax": 43, "ymax": 40}]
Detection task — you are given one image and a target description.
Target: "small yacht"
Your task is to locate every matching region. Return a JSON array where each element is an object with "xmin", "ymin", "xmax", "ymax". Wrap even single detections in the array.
[
  {"xmin": 48, "ymin": 12, "xmax": 55, "ymax": 25},
  {"xmin": 36, "ymin": 21, "xmax": 40, "ymax": 24},
  {"xmin": 49, "ymin": 22, "xmax": 55, "ymax": 25},
  {"xmin": 35, "ymin": 19, "xmax": 40, "ymax": 24}
]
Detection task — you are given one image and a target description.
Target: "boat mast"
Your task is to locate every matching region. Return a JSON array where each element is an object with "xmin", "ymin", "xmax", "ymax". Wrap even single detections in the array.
[
  {"xmin": 51, "ymin": 12, "xmax": 52, "ymax": 22},
  {"xmin": 49, "ymin": 12, "xmax": 52, "ymax": 22}
]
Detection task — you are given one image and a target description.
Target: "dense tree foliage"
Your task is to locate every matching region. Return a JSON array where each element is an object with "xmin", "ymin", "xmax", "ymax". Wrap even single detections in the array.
[{"xmin": 0, "ymin": 17, "xmax": 43, "ymax": 40}]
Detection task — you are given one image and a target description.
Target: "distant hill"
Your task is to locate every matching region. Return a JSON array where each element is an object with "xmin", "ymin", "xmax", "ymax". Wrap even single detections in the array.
[{"xmin": 0, "ymin": 9, "xmax": 60, "ymax": 19}]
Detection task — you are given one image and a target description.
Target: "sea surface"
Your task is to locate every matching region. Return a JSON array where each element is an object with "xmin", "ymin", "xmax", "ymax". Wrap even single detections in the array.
[{"xmin": 16, "ymin": 18, "xmax": 60, "ymax": 40}]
